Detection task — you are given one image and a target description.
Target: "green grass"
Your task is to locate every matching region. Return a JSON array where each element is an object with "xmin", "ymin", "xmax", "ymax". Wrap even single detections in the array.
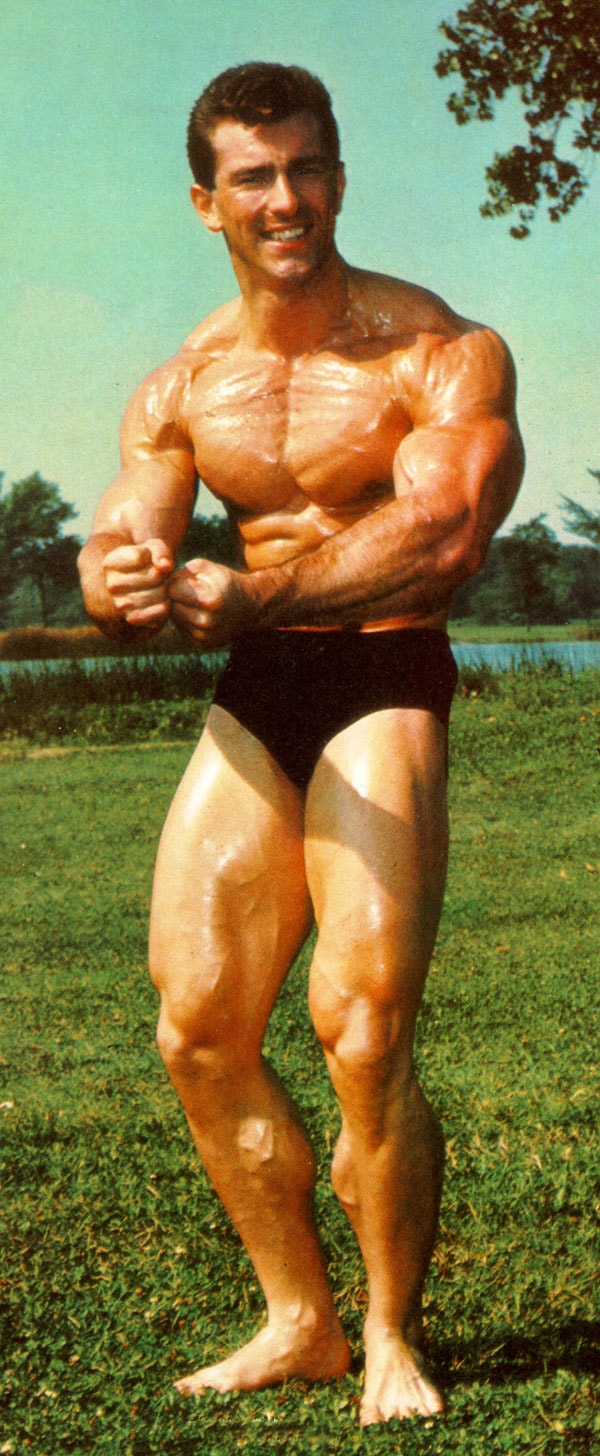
[
  {"xmin": 0, "ymin": 655, "xmax": 222, "ymax": 744},
  {"xmin": 1, "ymin": 671, "xmax": 599, "ymax": 1454},
  {"xmin": 449, "ymin": 621, "xmax": 600, "ymax": 643}
]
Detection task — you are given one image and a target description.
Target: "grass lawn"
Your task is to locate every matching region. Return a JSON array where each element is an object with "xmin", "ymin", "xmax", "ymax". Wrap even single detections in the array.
[
  {"xmin": 1, "ymin": 670, "xmax": 599, "ymax": 1454},
  {"xmin": 448, "ymin": 622, "xmax": 599, "ymax": 643}
]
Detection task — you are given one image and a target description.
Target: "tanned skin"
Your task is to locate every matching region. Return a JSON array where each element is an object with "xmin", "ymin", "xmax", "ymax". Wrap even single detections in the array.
[{"xmin": 79, "ymin": 109, "xmax": 524, "ymax": 1425}]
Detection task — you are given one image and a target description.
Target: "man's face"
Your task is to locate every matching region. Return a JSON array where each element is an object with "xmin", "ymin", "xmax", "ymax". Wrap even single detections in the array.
[{"xmin": 191, "ymin": 111, "xmax": 345, "ymax": 287}]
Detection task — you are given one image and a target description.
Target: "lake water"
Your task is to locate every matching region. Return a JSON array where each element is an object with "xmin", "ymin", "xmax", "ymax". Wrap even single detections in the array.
[
  {"xmin": 0, "ymin": 641, "xmax": 599, "ymax": 677},
  {"xmin": 451, "ymin": 641, "xmax": 600, "ymax": 673},
  {"xmin": 0, "ymin": 650, "xmax": 227, "ymax": 678}
]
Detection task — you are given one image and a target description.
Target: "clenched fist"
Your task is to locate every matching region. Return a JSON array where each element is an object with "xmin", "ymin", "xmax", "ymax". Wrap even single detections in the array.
[
  {"xmin": 103, "ymin": 538, "xmax": 174, "ymax": 630},
  {"xmin": 169, "ymin": 557, "xmax": 260, "ymax": 648}
]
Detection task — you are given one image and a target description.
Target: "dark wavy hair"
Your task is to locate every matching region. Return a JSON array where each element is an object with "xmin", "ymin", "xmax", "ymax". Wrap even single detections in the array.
[{"xmin": 187, "ymin": 62, "xmax": 341, "ymax": 187}]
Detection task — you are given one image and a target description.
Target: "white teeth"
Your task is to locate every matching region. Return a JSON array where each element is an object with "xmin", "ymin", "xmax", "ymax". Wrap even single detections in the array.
[{"xmin": 266, "ymin": 228, "xmax": 306, "ymax": 241}]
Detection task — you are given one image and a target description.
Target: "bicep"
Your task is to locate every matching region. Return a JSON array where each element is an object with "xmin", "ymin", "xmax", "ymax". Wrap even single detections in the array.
[
  {"xmin": 394, "ymin": 329, "xmax": 524, "ymax": 559},
  {"xmin": 92, "ymin": 370, "xmax": 198, "ymax": 552},
  {"xmin": 394, "ymin": 415, "xmax": 523, "ymax": 575}
]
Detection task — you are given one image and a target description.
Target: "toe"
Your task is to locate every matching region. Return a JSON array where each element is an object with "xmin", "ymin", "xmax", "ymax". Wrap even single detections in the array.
[
  {"xmin": 359, "ymin": 1401, "xmax": 381, "ymax": 1427},
  {"xmin": 174, "ymin": 1376, "xmax": 204, "ymax": 1397}
]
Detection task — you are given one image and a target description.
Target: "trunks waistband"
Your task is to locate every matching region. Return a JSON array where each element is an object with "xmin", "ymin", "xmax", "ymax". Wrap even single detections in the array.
[{"xmin": 276, "ymin": 617, "xmax": 430, "ymax": 634}]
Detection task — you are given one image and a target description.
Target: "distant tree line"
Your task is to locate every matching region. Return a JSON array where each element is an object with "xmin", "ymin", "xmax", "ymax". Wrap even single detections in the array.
[
  {"xmin": 452, "ymin": 508, "xmax": 600, "ymax": 625},
  {"xmin": 0, "ymin": 472, "xmax": 82, "ymax": 628},
  {"xmin": 0, "ymin": 469, "xmax": 598, "ymax": 631},
  {"xmin": 0, "ymin": 473, "xmax": 238, "ymax": 630}
]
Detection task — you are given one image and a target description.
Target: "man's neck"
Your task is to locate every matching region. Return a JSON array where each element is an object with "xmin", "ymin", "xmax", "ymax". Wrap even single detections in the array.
[{"xmin": 235, "ymin": 252, "xmax": 353, "ymax": 356}]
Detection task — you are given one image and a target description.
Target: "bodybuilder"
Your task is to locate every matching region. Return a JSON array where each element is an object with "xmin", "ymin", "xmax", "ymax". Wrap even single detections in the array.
[{"xmin": 78, "ymin": 64, "xmax": 524, "ymax": 1425}]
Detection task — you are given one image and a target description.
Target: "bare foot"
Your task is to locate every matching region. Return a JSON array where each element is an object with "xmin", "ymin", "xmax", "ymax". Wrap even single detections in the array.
[
  {"xmin": 175, "ymin": 1312, "xmax": 351, "ymax": 1397},
  {"xmin": 360, "ymin": 1330, "xmax": 444, "ymax": 1425}
]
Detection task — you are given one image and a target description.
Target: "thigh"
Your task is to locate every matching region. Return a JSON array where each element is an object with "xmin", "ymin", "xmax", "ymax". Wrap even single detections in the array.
[
  {"xmin": 150, "ymin": 705, "xmax": 312, "ymax": 1051},
  {"xmin": 305, "ymin": 709, "xmax": 449, "ymax": 1044}
]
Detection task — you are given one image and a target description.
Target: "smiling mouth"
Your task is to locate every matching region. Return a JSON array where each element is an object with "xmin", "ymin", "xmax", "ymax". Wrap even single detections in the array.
[{"xmin": 263, "ymin": 227, "xmax": 309, "ymax": 242}]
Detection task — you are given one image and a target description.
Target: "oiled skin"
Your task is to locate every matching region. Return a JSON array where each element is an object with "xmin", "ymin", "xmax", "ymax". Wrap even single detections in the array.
[
  {"xmin": 79, "ymin": 269, "xmax": 521, "ymax": 639},
  {"xmin": 79, "ymin": 111, "xmax": 524, "ymax": 1424}
]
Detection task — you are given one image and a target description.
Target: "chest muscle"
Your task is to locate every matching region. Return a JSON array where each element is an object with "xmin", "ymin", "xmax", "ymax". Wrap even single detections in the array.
[{"xmin": 184, "ymin": 352, "xmax": 410, "ymax": 510}]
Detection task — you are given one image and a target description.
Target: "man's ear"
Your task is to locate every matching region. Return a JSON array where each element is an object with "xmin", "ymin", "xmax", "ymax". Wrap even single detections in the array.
[{"xmin": 190, "ymin": 184, "xmax": 223, "ymax": 233}]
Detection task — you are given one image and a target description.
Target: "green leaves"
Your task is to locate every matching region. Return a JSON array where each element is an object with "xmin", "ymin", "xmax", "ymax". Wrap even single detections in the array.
[
  {"xmin": 561, "ymin": 469, "xmax": 600, "ymax": 547},
  {"xmin": 435, "ymin": 1, "xmax": 600, "ymax": 234},
  {"xmin": 0, "ymin": 473, "xmax": 81, "ymax": 627}
]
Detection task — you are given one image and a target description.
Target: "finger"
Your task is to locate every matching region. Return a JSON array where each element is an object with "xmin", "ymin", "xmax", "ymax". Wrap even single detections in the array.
[
  {"xmin": 169, "ymin": 571, "xmax": 223, "ymax": 610},
  {"xmin": 170, "ymin": 599, "xmax": 213, "ymax": 630},
  {"xmin": 145, "ymin": 538, "xmax": 173, "ymax": 572},
  {"xmin": 104, "ymin": 543, "xmax": 155, "ymax": 572},
  {"xmin": 166, "ymin": 566, "xmax": 191, "ymax": 592},
  {"xmin": 173, "ymin": 620, "xmax": 215, "ymax": 648},
  {"xmin": 182, "ymin": 556, "xmax": 211, "ymax": 574},
  {"xmin": 123, "ymin": 601, "xmax": 171, "ymax": 626},
  {"xmin": 106, "ymin": 565, "xmax": 166, "ymax": 595},
  {"xmin": 183, "ymin": 560, "xmax": 228, "ymax": 604},
  {"xmin": 104, "ymin": 540, "xmax": 173, "ymax": 575},
  {"xmin": 168, "ymin": 574, "xmax": 207, "ymax": 606},
  {"xmin": 114, "ymin": 585, "xmax": 168, "ymax": 608}
]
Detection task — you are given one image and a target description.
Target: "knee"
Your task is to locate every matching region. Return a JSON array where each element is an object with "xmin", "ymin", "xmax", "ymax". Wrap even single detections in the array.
[
  {"xmin": 317, "ymin": 990, "xmax": 403, "ymax": 1085},
  {"xmin": 155, "ymin": 1001, "xmax": 209, "ymax": 1078},
  {"xmin": 156, "ymin": 1002, "xmax": 250, "ymax": 1095},
  {"xmin": 309, "ymin": 954, "xmax": 409, "ymax": 1088},
  {"xmin": 155, "ymin": 1003, "xmax": 192, "ymax": 1073},
  {"xmin": 152, "ymin": 963, "xmax": 240, "ymax": 1082}
]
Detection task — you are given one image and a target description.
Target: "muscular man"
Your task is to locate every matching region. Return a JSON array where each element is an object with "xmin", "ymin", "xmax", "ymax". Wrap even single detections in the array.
[{"xmin": 78, "ymin": 63, "xmax": 524, "ymax": 1425}]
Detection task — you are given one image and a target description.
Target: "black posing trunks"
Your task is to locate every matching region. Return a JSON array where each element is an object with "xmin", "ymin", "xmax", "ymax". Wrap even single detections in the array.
[{"xmin": 212, "ymin": 627, "xmax": 458, "ymax": 793}]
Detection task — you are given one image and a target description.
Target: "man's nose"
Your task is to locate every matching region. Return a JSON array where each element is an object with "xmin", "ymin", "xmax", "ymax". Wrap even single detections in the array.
[{"xmin": 268, "ymin": 170, "xmax": 299, "ymax": 210}]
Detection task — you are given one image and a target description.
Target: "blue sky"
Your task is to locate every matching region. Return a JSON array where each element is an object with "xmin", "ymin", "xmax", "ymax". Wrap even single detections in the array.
[{"xmin": 2, "ymin": 0, "xmax": 598, "ymax": 540}]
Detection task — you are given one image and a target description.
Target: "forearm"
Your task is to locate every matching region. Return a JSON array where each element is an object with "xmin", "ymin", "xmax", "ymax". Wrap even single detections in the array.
[
  {"xmin": 244, "ymin": 494, "xmax": 470, "ymax": 628},
  {"xmin": 243, "ymin": 408, "xmax": 522, "ymax": 630}
]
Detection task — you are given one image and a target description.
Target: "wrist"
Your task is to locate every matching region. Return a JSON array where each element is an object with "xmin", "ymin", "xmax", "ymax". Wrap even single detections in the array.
[
  {"xmin": 240, "ymin": 562, "xmax": 294, "ymax": 629},
  {"xmin": 77, "ymin": 532, "xmax": 128, "ymax": 606}
]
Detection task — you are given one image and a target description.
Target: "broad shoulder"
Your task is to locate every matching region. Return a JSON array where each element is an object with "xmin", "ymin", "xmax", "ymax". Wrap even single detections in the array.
[
  {"xmin": 121, "ymin": 299, "xmax": 241, "ymax": 445},
  {"xmin": 181, "ymin": 297, "xmax": 242, "ymax": 361},
  {"xmin": 350, "ymin": 268, "xmax": 516, "ymax": 420},
  {"xmin": 349, "ymin": 265, "xmax": 468, "ymax": 339}
]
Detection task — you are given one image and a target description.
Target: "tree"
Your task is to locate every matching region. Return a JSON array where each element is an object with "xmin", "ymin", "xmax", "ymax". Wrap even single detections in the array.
[
  {"xmin": 435, "ymin": 1, "xmax": 600, "ymax": 236},
  {"xmin": 451, "ymin": 514, "xmax": 570, "ymax": 623},
  {"xmin": 551, "ymin": 542, "xmax": 600, "ymax": 619},
  {"xmin": 0, "ymin": 473, "xmax": 81, "ymax": 626},
  {"xmin": 500, "ymin": 515, "xmax": 561, "ymax": 623},
  {"xmin": 0, "ymin": 473, "xmax": 14, "ymax": 613},
  {"xmin": 560, "ymin": 468, "xmax": 600, "ymax": 546},
  {"xmin": 179, "ymin": 512, "xmax": 239, "ymax": 569}
]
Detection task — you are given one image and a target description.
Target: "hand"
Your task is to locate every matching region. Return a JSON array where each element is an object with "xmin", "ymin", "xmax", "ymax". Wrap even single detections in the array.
[
  {"xmin": 103, "ymin": 538, "xmax": 174, "ymax": 630},
  {"xmin": 168, "ymin": 557, "xmax": 258, "ymax": 648}
]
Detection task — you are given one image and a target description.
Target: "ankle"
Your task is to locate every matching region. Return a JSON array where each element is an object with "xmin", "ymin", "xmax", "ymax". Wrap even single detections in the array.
[
  {"xmin": 269, "ymin": 1297, "xmax": 338, "ymax": 1337},
  {"xmin": 364, "ymin": 1310, "xmax": 423, "ymax": 1350}
]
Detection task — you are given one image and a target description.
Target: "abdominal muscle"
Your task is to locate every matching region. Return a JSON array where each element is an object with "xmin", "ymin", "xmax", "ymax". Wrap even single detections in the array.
[{"xmin": 234, "ymin": 490, "xmax": 450, "ymax": 634}]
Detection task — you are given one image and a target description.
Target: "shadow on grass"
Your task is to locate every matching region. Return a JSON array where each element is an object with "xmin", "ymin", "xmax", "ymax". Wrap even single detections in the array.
[{"xmin": 434, "ymin": 1316, "xmax": 600, "ymax": 1386}]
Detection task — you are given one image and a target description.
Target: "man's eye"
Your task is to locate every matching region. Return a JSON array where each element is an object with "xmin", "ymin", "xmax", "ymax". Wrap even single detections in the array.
[
  {"xmin": 236, "ymin": 171, "xmax": 271, "ymax": 187},
  {"xmin": 294, "ymin": 162, "xmax": 326, "ymax": 177}
]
